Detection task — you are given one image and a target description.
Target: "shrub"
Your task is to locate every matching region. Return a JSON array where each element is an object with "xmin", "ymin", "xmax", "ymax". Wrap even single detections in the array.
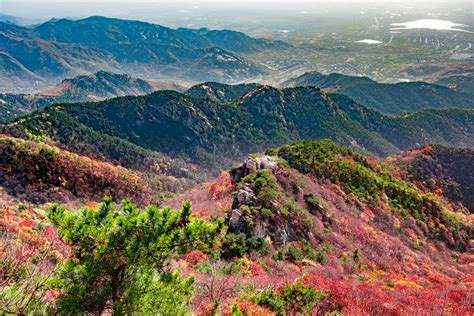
[
  {"xmin": 279, "ymin": 282, "xmax": 328, "ymax": 315},
  {"xmin": 286, "ymin": 246, "xmax": 303, "ymax": 262},
  {"xmin": 221, "ymin": 233, "xmax": 271, "ymax": 259},
  {"xmin": 240, "ymin": 283, "xmax": 329, "ymax": 316},
  {"xmin": 184, "ymin": 250, "xmax": 209, "ymax": 267}
]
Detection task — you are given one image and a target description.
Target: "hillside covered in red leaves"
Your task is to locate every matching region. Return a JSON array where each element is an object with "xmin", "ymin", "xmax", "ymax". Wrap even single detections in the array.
[
  {"xmin": 165, "ymin": 140, "xmax": 473, "ymax": 315},
  {"xmin": 1, "ymin": 139, "xmax": 472, "ymax": 315}
]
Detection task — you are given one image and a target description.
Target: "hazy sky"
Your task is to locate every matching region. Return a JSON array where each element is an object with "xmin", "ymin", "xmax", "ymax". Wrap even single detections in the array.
[
  {"xmin": 2, "ymin": 0, "xmax": 470, "ymax": 17},
  {"xmin": 1, "ymin": 0, "xmax": 472, "ymax": 33}
]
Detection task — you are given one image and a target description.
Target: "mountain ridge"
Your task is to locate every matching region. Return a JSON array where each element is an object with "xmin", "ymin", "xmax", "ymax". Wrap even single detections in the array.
[
  {"xmin": 0, "ymin": 70, "xmax": 187, "ymax": 121},
  {"xmin": 3, "ymin": 84, "xmax": 472, "ymax": 175},
  {"xmin": 283, "ymin": 71, "xmax": 474, "ymax": 115},
  {"xmin": 0, "ymin": 16, "xmax": 285, "ymax": 92}
]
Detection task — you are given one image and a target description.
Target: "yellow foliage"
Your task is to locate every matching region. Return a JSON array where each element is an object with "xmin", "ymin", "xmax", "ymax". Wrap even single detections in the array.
[
  {"xmin": 301, "ymin": 259, "xmax": 318, "ymax": 267},
  {"xmin": 396, "ymin": 280, "xmax": 422, "ymax": 289},
  {"xmin": 367, "ymin": 269, "xmax": 389, "ymax": 282}
]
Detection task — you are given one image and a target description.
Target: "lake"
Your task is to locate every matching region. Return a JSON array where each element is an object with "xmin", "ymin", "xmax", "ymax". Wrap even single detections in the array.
[{"xmin": 390, "ymin": 19, "xmax": 471, "ymax": 32}]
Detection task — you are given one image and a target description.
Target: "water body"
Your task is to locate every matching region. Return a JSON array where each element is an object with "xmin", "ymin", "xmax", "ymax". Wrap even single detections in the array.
[
  {"xmin": 390, "ymin": 19, "xmax": 472, "ymax": 33},
  {"xmin": 355, "ymin": 39, "xmax": 383, "ymax": 44}
]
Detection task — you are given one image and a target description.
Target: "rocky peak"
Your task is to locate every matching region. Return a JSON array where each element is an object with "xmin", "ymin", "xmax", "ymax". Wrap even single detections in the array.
[
  {"xmin": 230, "ymin": 155, "xmax": 277, "ymax": 184},
  {"xmin": 226, "ymin": 155, "xmax": 313, "ymax": 246}
]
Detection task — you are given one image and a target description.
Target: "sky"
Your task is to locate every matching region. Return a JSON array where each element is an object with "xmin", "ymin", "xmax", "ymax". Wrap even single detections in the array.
[
  {"xmin": 2, "ymin": 0, "xmax": 469, "ymax": 17},
  {"xmin": 1, "ymin": 0, "xmax": 472, "ymax": 33}
]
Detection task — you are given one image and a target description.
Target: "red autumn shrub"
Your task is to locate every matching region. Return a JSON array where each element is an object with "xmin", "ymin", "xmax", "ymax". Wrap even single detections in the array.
[
  {"xmin": 184, "ymin": 250, "xmax": 208, "ymax": 267},
  {"xmin": 196, "ymin": 299, "xmax": 216, "ymax": 316},
  {"xmin": 447, "ymin": 289, "xmax": 467, "ymax": 303},
  {"xmin": 249, "ymin": 262, "xmax": 267, "ymax": 276},
  {"xmin": 20, "ymin": 219, "xmax": 36, "ymax": 227}
]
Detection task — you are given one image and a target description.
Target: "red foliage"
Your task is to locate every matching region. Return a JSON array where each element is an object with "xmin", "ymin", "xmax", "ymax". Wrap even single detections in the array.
[
  {"xmin": 183, "ymin": 250, "xmax": 208, "ymax": 267},
  {"xmin": 447, "ymin": 290, "xmax": 467, "ymax": 303},
  {"xmin": 20, "ymin": 219, "xmax": 36, "ymax": 227},
  {"xmin": 249, "ymin": 262, "xmax": 267, "ymax": 276},
  {"xmin": 302, "ymin": 272, "xmax": 473, "ymax": 315},
  {"xmin": 208, "ymin": 173, "xmax": 233, "ymax": 200}
]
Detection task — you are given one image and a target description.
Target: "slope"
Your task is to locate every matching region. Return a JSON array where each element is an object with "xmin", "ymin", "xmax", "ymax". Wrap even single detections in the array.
[
  {"xmin": 3, "ymin": 85, "xmax": 473, "ymax": 169},
  {"xmin": 0, "ymin": 134, "xmax": 156, "ymax": 205},
  {"xmin": 389, "ymin": 145, "xmax": 474, "ymax": 214},
  {"xmin": 163, "ymin": 140, "xmax": 472, "ymax": 314},
  {"xmin": 283, "ymin": 71, "xmax": 474, "ymax": 115}
]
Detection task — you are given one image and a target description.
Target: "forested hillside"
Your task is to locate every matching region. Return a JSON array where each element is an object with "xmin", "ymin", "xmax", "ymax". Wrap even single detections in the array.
[
  {"xmin": 3, "ymin": 84, "xmax": 473, "ymax": 172},
  {"xmin": 283, "ymin": 71, "xmax": 474, "ymax": 115}
]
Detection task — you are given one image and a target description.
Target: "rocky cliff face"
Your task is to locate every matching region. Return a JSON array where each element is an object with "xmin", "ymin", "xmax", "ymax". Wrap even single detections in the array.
[{"xmin": 226, "ymin": 155, "xmax": 315, "ymax": 245}]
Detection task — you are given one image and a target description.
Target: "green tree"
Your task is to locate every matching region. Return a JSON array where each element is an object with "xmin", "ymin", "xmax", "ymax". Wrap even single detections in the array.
[
  {"xmin": 47, "ymin": 197, "xmax": 217, "ymax": 315},
  {"xmin": 280, "ymin": 282, "xmax": 328, "ymax": 315}
]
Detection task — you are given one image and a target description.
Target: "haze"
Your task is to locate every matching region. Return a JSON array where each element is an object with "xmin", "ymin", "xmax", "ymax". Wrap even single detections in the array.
[{"xmin": 1, "ymin": 0, "xmax": 472, "ymax": 36}]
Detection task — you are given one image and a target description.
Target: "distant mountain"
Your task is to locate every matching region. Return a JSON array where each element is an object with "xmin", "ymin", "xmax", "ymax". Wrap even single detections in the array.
[
  {"xmin": 41, "ymin": 70, "xmax": 155, "ymax": 98},
  {"xmin": 0, "ymin": 16, "xmax": 285, "ymax": 92},
  {"xmin": 283, "ymin": 71, "xmax": 474, "ymax": 115},
  {"xmin": 3, "ymin": 84, "xmax": 473, "ymax": 174},
  {"xmin": 0, "ymin": 14, "xmax": 23, "ymax": 25},
  {"xmin": 435, "ymin": 72, "xmax": 474, "ymax": 96},
  {"xmin": 186, "ymin": 81, "xmax": 261, "ymax": 102},
  {"xmin": 0, "ymin": 71, "xmax": 186, "ymax": 121},
  {"xmin": 0, "ymin": 14, "xmax": 46, "ymax": 26}
]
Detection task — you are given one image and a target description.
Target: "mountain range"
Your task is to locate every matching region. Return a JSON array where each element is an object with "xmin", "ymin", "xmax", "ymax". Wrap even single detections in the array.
[
  {"xmin": 3, "ymin": 82, "xmax": 472, "ymax": 178},
  {"xmin": 0, "ymin": 13, "xmax": 472, "ymax": 315},
  {"xmin": 3, "ymin": 69, "xmax": 473, "ymax": 121},
  {"xmin": 283, "ymin": 71, "xmax": 474, "ymax": 115},
  {"xmin": 0, "ymin": 16, "xmax": 286, "ymax": 92},
  {"xmin": 0, "ymin": 71, "xmax": 186, "ymax": 121}
]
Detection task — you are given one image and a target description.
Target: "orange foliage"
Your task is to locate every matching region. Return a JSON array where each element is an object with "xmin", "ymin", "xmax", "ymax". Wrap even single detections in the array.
[
  {"xmin": 196, "ymin": 300, "xmax": 216, "ymax": 316},
  {"xmin": 191, "ymin": 208, "xmax": 211, "ymax": 218},
  {"xmin": 183, "ymin": 250, "xmax": 208, "ymax": 267},
  {"xmin": 208, "ymin": 173, "xmax": 233, "ymax": 200},
  {"xmin": 85, "ymin": 201, "xmax": 99, "ymax": 209},
  {"xmin": 421, "ymin": 146, "xmax": 433, "ymax": 153},
  {"xmin": 335, "ymin": 154, "xmax": 355, "ymax": 163},
  {"xmin": 224, "ymin": 299, "xmax": 276, "ymax": 316}
]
